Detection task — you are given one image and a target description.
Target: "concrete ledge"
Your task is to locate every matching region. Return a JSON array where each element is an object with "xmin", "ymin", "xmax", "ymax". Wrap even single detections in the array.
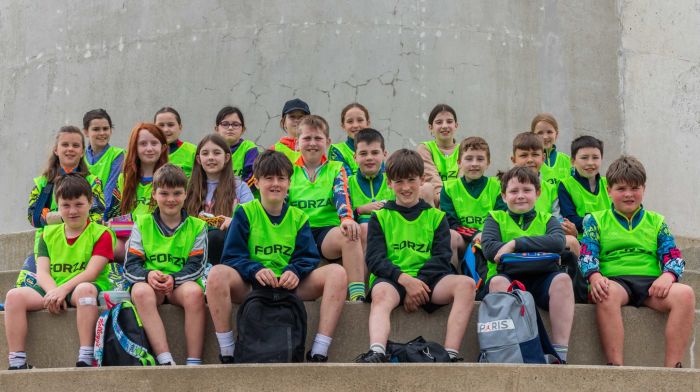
[
  {"xmin": 0, "ymin": 231, "xmax": 33, "ymax": 272},
  {"xmin": 0, "ymin": 363, "xmax": 699, "ymax": 392},
  {"xmin": 4, "ymin": 268, "xmax": 700, "ymax": 308},
  {"xmin": 0, "ymin": 303, "xmax": 696, "ymax": 369}
]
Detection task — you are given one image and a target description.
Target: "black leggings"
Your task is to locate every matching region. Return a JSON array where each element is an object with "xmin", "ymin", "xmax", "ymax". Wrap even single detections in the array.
[{"xmin": 207, "ymin": 229, "xmax": 227, "ymax": 265}]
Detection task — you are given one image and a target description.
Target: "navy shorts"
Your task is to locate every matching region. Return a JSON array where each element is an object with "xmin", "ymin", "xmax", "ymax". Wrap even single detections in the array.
[
  {"xmin": 310, "ymin": 225, "xmax": 341, "ymax": 261},
  {"xmin": 608, "ymin": 275, "xmax": 657, "ymax": 307},
  {"xmin": 486, "ymin": 271, "xmax": 565, "ymax": 311},
  {"xmin": 366, "ymin": 274, "xmax": 451, "ymax": 314}
]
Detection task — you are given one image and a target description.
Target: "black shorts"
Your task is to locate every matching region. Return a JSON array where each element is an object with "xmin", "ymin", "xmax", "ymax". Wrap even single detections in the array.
[
  {"xmin": 366, "ymin": 273, "xmax": 451, "ymax": 314},
  {"xmin": 310, "ymin": 226, "xmax": 342, "ymax": 261},
  {"xmin": 608, "ymin": 275, "xmax": 657, "ymax": 307},
  {"xmin": 485, "ymin": 271, "xmax": 565, "ymax": 311}
]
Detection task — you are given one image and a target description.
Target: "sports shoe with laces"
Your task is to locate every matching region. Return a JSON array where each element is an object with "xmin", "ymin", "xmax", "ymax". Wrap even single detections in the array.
[
  {"xmin": 219, "ymin": 355, "xmax": 235, "ymax": 364},
  {"xmin": 354, "ymin": 350, "xmax": 388, "ymax": 363},
  {"xmin": 306, "ymin": 350, "xmax": 328, "ymax": 363},
  {"xmin": 8, "ymin": 363, "xmax": 33, "ymax": 370},
  {"xmin": 449, "ymin": 356, "xmax": 464, "ymax": 363},
  {"xmin": 75, "ymin": 361, "xmax": 93, "ymax": 368}
]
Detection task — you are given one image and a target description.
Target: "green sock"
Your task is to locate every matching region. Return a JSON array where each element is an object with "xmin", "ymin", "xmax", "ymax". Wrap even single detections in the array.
[{"xmin": 348, "ymin": 282, "xmax": 366, "ymax": 300}]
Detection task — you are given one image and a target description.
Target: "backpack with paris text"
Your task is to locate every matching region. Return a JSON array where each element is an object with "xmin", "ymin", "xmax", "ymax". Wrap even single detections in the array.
[
  {"xmin": 94, "ymin": 295, "xmax": 156, "ymax": 366},
  {"xmin": 234, "ymin": 287, "xmax": 307, "ymax": 363},
  {"xmin": 477, "ymin": 280, "xmax": 561, "ymax": 364}
]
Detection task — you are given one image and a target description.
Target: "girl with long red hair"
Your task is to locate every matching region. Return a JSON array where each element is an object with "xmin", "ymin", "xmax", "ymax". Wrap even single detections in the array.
[{"xmin": 109, "ymin": 123, "xmax": 168, "ymax": 261}]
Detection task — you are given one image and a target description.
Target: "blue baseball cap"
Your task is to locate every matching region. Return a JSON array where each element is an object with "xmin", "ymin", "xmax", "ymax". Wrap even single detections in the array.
[{"xmin": 282, "ymin": 98, "xmax": 310, "ymax": 115}]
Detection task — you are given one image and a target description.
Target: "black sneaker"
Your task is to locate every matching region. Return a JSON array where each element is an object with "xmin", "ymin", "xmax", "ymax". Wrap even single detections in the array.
[
  {"xmin": 219, "ymin": 355, "xmax": 235, "ymax": 364},
  {"xmin": 306, "ymin": 350, "xmax": 328, "ymax": 363},
  {"xmin": 449, "ymin": 356, "xmax": 464, "ymax": 363},
  {"xmin": 75, "ymin": 361, "xmax": 93, "ymax": 368},
  {"xmin": 354, "ymin": 350, "xmax": 388, "ymax": 363},
  {"xmin": 157, "ymin": 361, "xmax": 175, "ymax": 366},
  {"xmin": 8, "ymin": 363, "xmax": 33, "ymax": 370}
]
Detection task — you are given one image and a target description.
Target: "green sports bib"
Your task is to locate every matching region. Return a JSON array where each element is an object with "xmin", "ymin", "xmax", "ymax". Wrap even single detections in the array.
[
  {"xmin": 422, "ymin": 140, "xmax": 459, "ymax": 181},
  {"xmin": 117, "ymin": 174, "xmax": 153, "ymax": 217},
  {"xmin": 330, "ymin": 142, "xmax": 359, "ymax": 176},
  {"xmin": 592, "ymin": 209, "xmax": 664, "ymax": 277},
  {"xmin": 242, "ymin": 200, "xmax": 308, "ymax": 277},
  {"xmin": 42, "ymin": 222, "xmax": 113, "ymax": 291},
  {"xmin": 32, "ymin": 174, "xmax": 104, "ymax": 255},
  {"xmin": 486, "ymin": 210, "xmax": 551, "ymax": 280},
  {"xmin": 168, "ymin": 141, "xmax": 197, "ymax": 178},
  {"xmin": 347, "ymin": 174, "xmax": 395, "ymax": 223},
  {"xmin": 231, "ymin": 140, "xmax": 258, "ymax": 177},
  {"xmin": 535, "ymin": 178, "xmax": 557, "ymax": 214},
  {"xmin": 370, "ymin": 208, "xmax": 445, "ymax": 286},
  {"xmin": 274, "ymin": 142, "xmax": 301, "ymax": 163},
  {"xmin": 561, "ymin": 176, "xmax": 610, "ymax": 218},
  {"xmin": 137, "ymin": 214, "xmax": 206, "ymax": 285},
  {"xmin": 86, "ymin": 146, "xmax": 125, "ymax": 187},
  {"xmin": 443, "ymin": 177, "xmax": 501, "ymax": 230},
  {"xmin": 288, "ymin": 161, "xmax": 343, "ymax": 228},
  {"xmin": 540, "ymin": 150, "xmax": 572, "ymax": 185}
]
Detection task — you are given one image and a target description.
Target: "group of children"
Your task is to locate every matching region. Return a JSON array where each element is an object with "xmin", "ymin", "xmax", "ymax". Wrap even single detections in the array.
[{"xmin": 3, "ymin": 100, "xmax": 694, "ymax": 369}]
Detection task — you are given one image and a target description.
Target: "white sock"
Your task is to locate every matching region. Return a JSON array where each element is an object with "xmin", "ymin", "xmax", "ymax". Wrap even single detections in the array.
[
  {"xmin": 8, "ymin": 351, "xmax": 26, "ymax": 368},
  {"xmin": 553, "ymin": 344, "xmax": 568, "ymax": 362},
  {"xmin": 369, "ymin": 343, "xmax": 386, "ymax": 355},
  {"xmin": 156, "ymin": 352, "xmax": 175, "ymax": 365},
  {"xmin": 186, "ymin": 357, "xmax": 203, "ymax": 366},
  {"xmin": 446, "ymin": 348, "xmax": 459, "ymax": 360},
  {"xmin": 216, "ymin": 331, "xmax": 235, "ymax": 357},
  {"xmin": 78, "ymin": 346, "xmax": 94, "ymax": 364},
  {"xmin": 310, "ymin": 334, "xmax": 332, "ymax": 357}
]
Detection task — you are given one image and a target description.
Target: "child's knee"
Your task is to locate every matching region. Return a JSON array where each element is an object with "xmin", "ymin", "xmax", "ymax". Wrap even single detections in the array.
[
  {"xmin": 73, "ymin": 283, "xmax": 98, "ymax": 300},
  {"xmin": 371, "ymin": 285, "xmax": 398, "ymax": 306},
  {"xmin": 4, "ymin": 288, "xmax": 27, "ymax": 309},
  {"xmin": 207, "ymin": 265, "xmax": 234, "ymax": 288},
  {"xmin": 550, "ymin": 273, "xmax": 573, "ymax": 293},
  {"xmin": 326, "ymin": 263, "xmax": 347, "ymax": 284},
  {"xmin": 130, "ymin": 282, "xmax": 155, "ymax": 304},
  {"xmin": 672, "ymin": 284, "xmax": 695, "ymax": 307},
  {"xmin": 488, "ymin": 276, "xmax": 509, "ymax": 292},
  {"xmin": 180, "ymin": 283, "xmax": 205, "ymax": 308}
]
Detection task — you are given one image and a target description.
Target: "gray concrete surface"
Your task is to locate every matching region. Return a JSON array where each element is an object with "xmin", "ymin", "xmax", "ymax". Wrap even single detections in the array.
[
  {"xmin": 619, "ymin": 1, "xmax": 700, "ymax": 239},
  {"xmin": 1, "ymin": 363, "xmax": 699, "ymax": 392},
  {"xmin": 0, "ymin": 1, "xmax": 624, "ymax": 235},
  {"xmin": 0, "ymin": 231, "xmax": 34, "ymax": 272},
  {"xmin": 0, "ymin": 303, "xmax": 696, "ymax": 369}
]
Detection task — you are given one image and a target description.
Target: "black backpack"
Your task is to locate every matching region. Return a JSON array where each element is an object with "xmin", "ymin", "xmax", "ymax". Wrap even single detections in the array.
[
  {"xmin": 94, "ymin": 299, "xmax": 156, "ymax": 366},
  {"xmin": 234, "ymin": 288, "xmax": 307, "ymax": 363},
  {"xmin": 387, "ymin": 336, "xmax": 451, "ymax": 363}
]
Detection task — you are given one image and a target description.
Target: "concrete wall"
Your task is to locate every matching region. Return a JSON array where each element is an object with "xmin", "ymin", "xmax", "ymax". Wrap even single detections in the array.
[
  {"xmin": 619, "ymin": 1, "xmax": 700, "ymax": 237},
  {"xmin": 0, "ymin": 1, "xmax": 625, "ymax": 234}
]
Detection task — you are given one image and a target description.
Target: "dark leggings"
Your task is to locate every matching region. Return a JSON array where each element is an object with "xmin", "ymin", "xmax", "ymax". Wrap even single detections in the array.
[{"xmin": 207, "ymin": 229, "xmax": 227, "ymax": 265}]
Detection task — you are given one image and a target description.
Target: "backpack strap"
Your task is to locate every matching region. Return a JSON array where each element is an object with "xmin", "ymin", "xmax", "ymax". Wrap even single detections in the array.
[
  {"xmin": 534, "ymin": 307, "xmax": 563, "ymax": 364},
  {"xmin": 462, "ymin": 244, "xmax": 481, "ymax": 288},
  {"xmin": 94, "ymin": 307, "xmax": 111, "ymax": 366},
  {"xmin": 507, "ymin": 280, "xmax": 526, "ymax": 293},
  {"xmin": 111, "ymin": 302, "xmax": 156, "ymax": 366},
  {"xmin": 31, "ymin": 182, "xmax": 54, "ymax": 227}
]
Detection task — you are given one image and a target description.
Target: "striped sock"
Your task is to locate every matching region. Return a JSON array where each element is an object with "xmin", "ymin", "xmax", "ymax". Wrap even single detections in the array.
[
  {"xmin": 553, "ymin": 344, "xmax": 568, "ymax": 362},
  {"xmin": 186, "ymin": 358, "xmax": 203, "ymax": 366},
  {"xmin": 446, "ymin": 348, "xmax": 459, "ymax": 360},
  {"xmin": 348, "ymin": 282, "xmax": 366, "ymax": 301},
  {"xmin": 8, "ymin": 351, "xmax": 26, "ymax": 368}
]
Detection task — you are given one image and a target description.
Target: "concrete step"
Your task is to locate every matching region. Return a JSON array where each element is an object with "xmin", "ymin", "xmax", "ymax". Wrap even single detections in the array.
[
  {"xmin": 0, "ymin": 363, "xmax": 698, "ymax": 392},
  {"xmin": 0, "ymin": 302, "xmax": 697, "ymax": 369}
]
